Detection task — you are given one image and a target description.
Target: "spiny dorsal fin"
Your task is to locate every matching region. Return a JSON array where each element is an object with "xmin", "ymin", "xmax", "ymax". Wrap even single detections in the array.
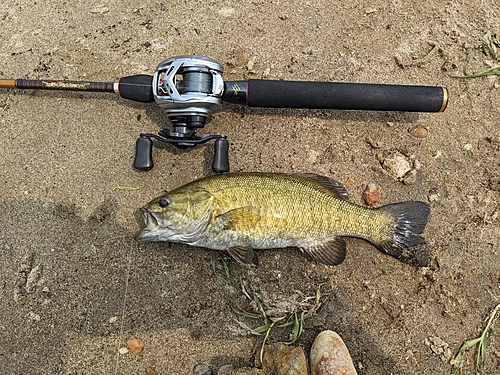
[
  {"xmin": 301, "ymin": 237, "xmax": 347, "ymax": 266},
  {"xmin": 295, "ymin": 173, "xmax": 349, "ymax": 200},
  {"xmin": 215, "ymin": 206, "xmax": 261, "ymax": 231},
  {"xmin": 227, "ymin": 246, "xmax": 259, "ymax": 266}
]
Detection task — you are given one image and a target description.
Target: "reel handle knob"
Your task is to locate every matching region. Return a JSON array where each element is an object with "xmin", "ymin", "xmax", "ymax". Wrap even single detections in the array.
[
  {"xmin": 212, "ymin": 138, "xmax": 229, "ymax": 173},
  {"xmin": 133, "ymin": 136, "xmax": 154, "ymax": 171}
]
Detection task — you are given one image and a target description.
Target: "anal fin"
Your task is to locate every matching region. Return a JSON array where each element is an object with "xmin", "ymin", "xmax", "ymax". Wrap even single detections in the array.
[{"xmin": 301, "ymin": 237, "xmax": 347, "ymax": 266}]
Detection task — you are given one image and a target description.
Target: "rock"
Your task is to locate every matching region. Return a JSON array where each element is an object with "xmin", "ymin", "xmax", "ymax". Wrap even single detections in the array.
[
  {"xmin": 427, "ymin": 193, "xmax": 440, "ymax": 202},
  {"xmin": 247, "ymin": 56, "xmax": 256, "ymax": 71},
  {"xmin": 362, "ymin": 183, "xmax": 379, "ymax": 206},
  {"xmin": 402, "ymin": 169, "xmax": 417, "ymax": 185},
  {"xmin": 382, "ymin": 151, "xmax": 412, "ymax": 180},
  {"xmin": 230, "ymin": 368, "xmax": 264, "ymax": 375},
  {"xmin": 409, "ymin": 126, "xmax": 428, "ymax": 138},
  {"xmin": 127, "ymin": 338, "xmax": 145, "ymax": 355},
  {"xmin": 425, "ymin": 336, "xmax": 452, "ymax": 362},
  {"xmin": 193, "ymin": 364, "xmax": 212, "ymax": 375},
  {"xmin": 217, "ymin": 364, "xmax": 233, "ymax": 375},
  {"xmin": 119, "ymin": 347, "xmax": 129, "ymax": 355},
  {"xmin": 262, "ymin": 343, "xmax": 308, "ymax": 375},
  {"xmin": 309, "ymin": 330, "xmax": 358, "ymax": 375}
]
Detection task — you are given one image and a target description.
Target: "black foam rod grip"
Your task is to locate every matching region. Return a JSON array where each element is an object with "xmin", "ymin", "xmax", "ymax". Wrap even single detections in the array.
[
  {"xmin": 134, "ymin": 136, "xmax": 154, "ymax": 171},
  {"xmin": 246, "ymin": 79, "xmax": 448, "ymax": 112},
  {"xmin": 212, "ymin": 138, "xmax": 229, "ymax": 173},
  {"xmin": 118, "ymin": 75, "xmax": 154, "ymax": 103}
]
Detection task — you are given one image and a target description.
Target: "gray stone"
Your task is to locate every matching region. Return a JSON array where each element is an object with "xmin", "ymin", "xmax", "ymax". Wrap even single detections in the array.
[{"xmin": 194, "ymin": 364, "xmax": 213, "ymax": 375}]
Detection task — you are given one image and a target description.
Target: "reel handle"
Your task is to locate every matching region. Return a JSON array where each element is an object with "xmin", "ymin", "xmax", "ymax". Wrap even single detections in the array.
[
  {"xmin": 212, "ymin": 138, "xmax": 229, "ymax": 173},
  {"xmin": 133, "ymin": 136, "xmax": 154, "ymax": 171}
]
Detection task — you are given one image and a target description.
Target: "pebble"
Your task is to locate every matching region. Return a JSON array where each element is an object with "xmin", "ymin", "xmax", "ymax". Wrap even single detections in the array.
[
  {"xmin": 427, "ymin": 193, "xmax": 440, "ymax": 202},
  {"xmin": 90, "ymin": 6, "xmax": 109, "ymax": 14},
  {"xmin": 463, "ymin": 143, "xmax": 473, "ymax": 151},
  {"xmin": 309, "ymin": 330, "xmax": 358, "ymax": 375},
  {"xmin": 247, "ymin": 56, "xmax": 256, "ymax": 71},
  {"xmin": 432, "ymin": 150, "xmax": 442, "ymax": 159},
  {"xmin": 109, "ymin": 316, "xmax": 119, "ymax": 324},
  {"xmin": 344, "ymin": 177, "xmax": 355, "ymax": 185},
  {"xmin": 382, "ymin": 151, "xmax": 412, "ymax": 179},
  {"xmin": 119, "ymin": 347, "xmax": 129, "ymax": 355},
  {"xmin": 402, "ymin": 169, "xmax": 417, "ymax": 185},
  {"xmin": 362, "ymin": 183, "xmax": 379, "ymax": 206},
  {"xmin": 127, "ymin": 338, "xmax": 144, "ymax": 355},
  {"xmin": 193, "ymin": 364, "xmax": 212, "ymax": 375},
  {"xmin": 425, "ymin": 336, "xmax": 452, "ymax": 362},
  {"xmin": 409, "ymin": 126, "xmax": 428, "ymax": 138},
  {"xmin": 262, "ymin": 343, "xmax": 308, "ymax": 375},
  {"xmin": 217, "ymin": 364, "xmax": 233, "ymax": 375}
]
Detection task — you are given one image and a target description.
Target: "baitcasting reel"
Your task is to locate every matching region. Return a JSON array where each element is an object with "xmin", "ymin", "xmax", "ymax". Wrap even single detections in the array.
[
  {"xmin": 135, "ymin": 55, "xmax": 229, "ymax": 172},
  {"xmin": 0, "ymin": 54, "xmax": 449, "ymax": 173}
]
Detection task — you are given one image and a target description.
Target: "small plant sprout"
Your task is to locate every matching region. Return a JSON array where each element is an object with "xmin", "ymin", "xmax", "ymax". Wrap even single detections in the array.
[
  {"xmin": 211, "ymin": 257, "xmax": 322, "ymax": 363},
  {"xmin": 450, "ymin": 304, "xmax": 500, "ymax": 375},
  {"xmin": 453, "ymin": 32, "xmax": 500, "ymax": 78},
  {"xmin": 114, "ymin": 186, "xmax": 140, "ymax": 191}
]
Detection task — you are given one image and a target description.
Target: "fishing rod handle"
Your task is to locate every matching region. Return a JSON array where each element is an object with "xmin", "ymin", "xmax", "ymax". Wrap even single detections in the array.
[{"xmin": 225, "ymin": 80, "xmax": 448, "ymax": 112}]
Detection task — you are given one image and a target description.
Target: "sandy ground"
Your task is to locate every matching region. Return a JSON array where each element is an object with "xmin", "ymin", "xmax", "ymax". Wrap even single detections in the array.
[{"xmin": 1, "ymin": 1, "xmax": 499, "ymax": 374}]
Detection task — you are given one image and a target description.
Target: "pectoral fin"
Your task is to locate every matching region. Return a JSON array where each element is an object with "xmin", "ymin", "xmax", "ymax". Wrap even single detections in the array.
[
  {"xmin": 227, "ymin": 246, "xmax": 259, "ymax": 267},
  {"xmin": 301, "ymin": 237, "xmax": 347, "ymax": 266},
  {"xmin": 215, "ymin": 206, "xmax": 261, "ymax": 231}
]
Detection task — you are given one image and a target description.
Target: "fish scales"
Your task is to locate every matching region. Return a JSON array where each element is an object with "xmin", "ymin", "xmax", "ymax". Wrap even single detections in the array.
[
  {"xmin": 196, "ymin": 173, "xmax": 384, "ymax": 240},
  {"xmin": 136, "ymin": 172, "xmax": 430, "ymax": 267}
]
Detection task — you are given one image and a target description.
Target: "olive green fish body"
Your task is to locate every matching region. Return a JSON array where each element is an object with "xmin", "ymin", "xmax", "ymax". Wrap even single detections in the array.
[{"xmin": 136, "ymin": 173, "xmax": 430, "ymax": 267}]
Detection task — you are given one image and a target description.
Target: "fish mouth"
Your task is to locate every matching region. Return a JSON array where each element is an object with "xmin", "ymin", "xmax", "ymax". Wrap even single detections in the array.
[{"xmin": 135, "ymin": 208, "xmax": 162, "ymax": 242}]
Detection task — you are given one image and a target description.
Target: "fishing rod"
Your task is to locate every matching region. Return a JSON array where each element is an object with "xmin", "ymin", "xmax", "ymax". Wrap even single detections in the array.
[{"xmin": 0, "ymin": 55, "xmax": 448, "ymax": 172}]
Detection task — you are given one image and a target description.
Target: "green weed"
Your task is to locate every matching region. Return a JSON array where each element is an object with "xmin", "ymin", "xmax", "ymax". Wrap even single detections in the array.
[
  {"xmin": 452, "ymin": 33, "xmax": 500, "ymax": 78},
  {"xmin": 451, "ymin": 304, "xmax": 500, "ymax": 375},
  {"xmin": 211, "ymin": 257, "xmax": 321, "ymax": 363},
  {"xmin": 114, "ymin": 186, "xmax": 140, "ymax": 191}
]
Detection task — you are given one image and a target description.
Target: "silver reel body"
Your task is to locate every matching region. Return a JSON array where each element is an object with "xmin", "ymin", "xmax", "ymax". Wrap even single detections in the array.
[{"xmin": 153, "ymin": 55, "xmax": 224, "ymax": 123}]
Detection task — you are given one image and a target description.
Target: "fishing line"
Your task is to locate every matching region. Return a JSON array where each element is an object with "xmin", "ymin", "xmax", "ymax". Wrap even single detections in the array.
[{"xmin": 113, "ymin": 238, "xmax": 136, "ymax": 375}]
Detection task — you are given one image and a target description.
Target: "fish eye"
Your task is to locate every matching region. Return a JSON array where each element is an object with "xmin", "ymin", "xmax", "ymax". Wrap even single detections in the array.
[{"xmin": 159, "ymin": 198, "xmax": 170, "ymax": 207}]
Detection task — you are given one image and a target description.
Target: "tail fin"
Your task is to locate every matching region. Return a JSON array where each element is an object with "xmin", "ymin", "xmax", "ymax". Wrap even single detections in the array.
[{"xmin": 377, "ymin": 201, "xmax": 430, "ymax": 266}]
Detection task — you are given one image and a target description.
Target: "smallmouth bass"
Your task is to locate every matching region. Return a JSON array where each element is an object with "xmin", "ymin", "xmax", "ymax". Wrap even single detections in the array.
[{"xmin": 135, "ymin": 173, "xmax": 430, "ymax": 267}]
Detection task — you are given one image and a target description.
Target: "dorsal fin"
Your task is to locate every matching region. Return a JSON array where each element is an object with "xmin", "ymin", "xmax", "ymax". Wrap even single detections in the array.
[{"xmin": 295, "ymin": 173, "xmax": 349, "ymax": 200}]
